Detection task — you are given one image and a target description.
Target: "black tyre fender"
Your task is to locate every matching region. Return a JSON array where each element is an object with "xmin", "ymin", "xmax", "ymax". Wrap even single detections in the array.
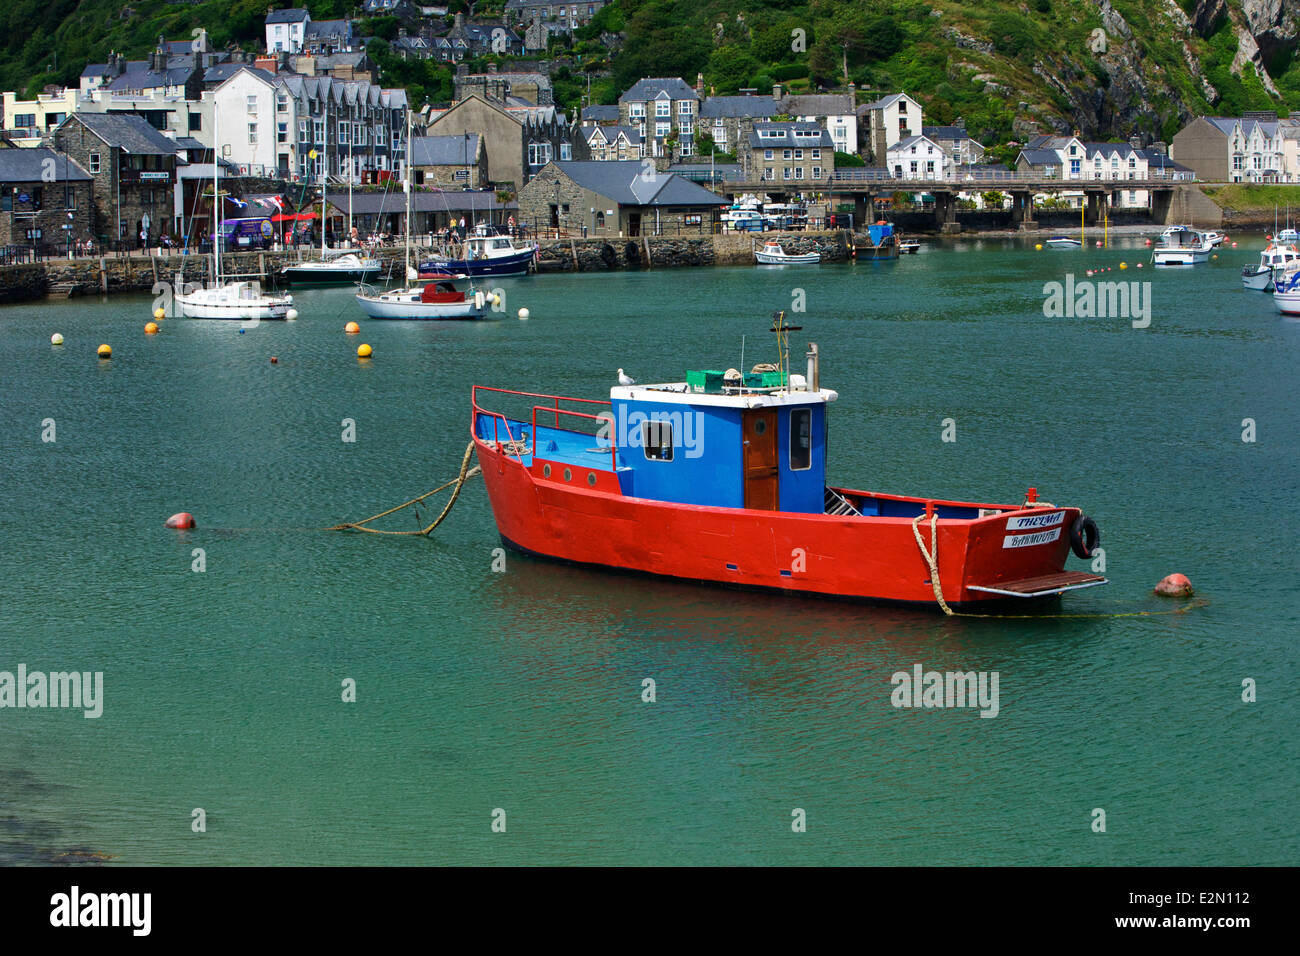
[{"xmin": 1070, "ymin": 514, "xmax": 1100, "ymax": 559}]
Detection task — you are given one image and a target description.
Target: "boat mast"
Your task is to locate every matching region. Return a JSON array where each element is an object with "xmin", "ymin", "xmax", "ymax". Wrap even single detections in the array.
[
  {"xmin": 322, "ymin": 90, "xmax": 328, "ymax": 259},
  {"xmin": 404, "ymin": 108, "xmax": 411, "ymax": 282},
  {"xmin": 214, "ymin": 97, "xmax": 221, "ymax": 285}
]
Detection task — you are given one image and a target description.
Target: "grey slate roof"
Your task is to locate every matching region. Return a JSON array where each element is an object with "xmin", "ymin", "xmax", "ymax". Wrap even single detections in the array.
[
  {"xmin": 748, "ymin": 122, "xmax": 833, "ymax": 149},
  {"xmin": 619, "ymin": 77, "xmax": 699, "ymax": 103},
  {"xmin": 266, "ymin": 8, "xmax": 310, "ymax": 24},
  {"xmin": 63, "ymin": 112, "xmax": 179, "ymax": 154},
  {"xmin": 548, "ymin": 161, "xmax": 726, "ymax": 207},
  {"xmin": 324, "ymin": 189, "xmax": 516, "ymax": 215},
  {"xmin": 410, "ymin": 134, "xmax": 481, "ymax": 166},
  {"xmin": 0, "ymin": 148, "xmax": 91, "ymax": 183},
  {"xmin": 96, "ymin": 61, "xmax": 195, "ymax": 92},
  {"xmin": 860, "ymin": 93, "xmax": 914, "ymax": 111},
  {"xmin": 923, "ymin": 125, "xmax": 973, "ymax": 141},
  {"xmin": 581, "ymin": 105, "xmax": 619, "ymax": 124},
  {"xmin": 1017, "ymin": 148, "xmax": 1061, "ymax": 165},
  {"xmin": 779, "ymin": 93, "xmax": 853, "ymax": 116},
  {"xmin": 700, "ymin": 95, "xmax": 777, "ymax": 119},
  {"xmin": 581, "ymin": 125, "xmax": 641, "ymax": 146},
  {"xmin": 204, "ymin": 64, "xmax": 276, "ymax": 85}
]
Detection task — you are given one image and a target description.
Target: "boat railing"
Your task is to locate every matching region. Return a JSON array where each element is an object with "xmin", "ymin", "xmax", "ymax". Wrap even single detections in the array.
[
  {"xmin": 472, "ymin": 386, "xmax": 612, "ymax": 461},
  {"xmin": 530, "ymin": 405, "xmax": 620, "ymax": 473}
]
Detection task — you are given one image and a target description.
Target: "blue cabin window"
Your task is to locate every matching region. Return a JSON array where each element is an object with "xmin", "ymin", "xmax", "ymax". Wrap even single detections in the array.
[
  {"xmin": 643, "ymin": 421, "xmax": 674, "ymax": 461},
  {"xmin": 790, "ymin": 408, "xmax": 811, "ymax": 471}
]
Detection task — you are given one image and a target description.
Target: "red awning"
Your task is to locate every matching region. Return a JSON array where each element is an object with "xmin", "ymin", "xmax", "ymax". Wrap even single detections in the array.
[{"xmin": 271, "ymin": 212, "xmax": 318, "ymax": 222}]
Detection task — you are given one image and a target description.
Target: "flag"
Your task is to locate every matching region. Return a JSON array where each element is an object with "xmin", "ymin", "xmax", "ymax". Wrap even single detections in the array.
[
  {"xmin": 228, "ymin": 197, "xmax": 247, "ymax": 209},
  {"xmin": 268, "ymin": 195, "xmax": 284, "ymax": 211}
]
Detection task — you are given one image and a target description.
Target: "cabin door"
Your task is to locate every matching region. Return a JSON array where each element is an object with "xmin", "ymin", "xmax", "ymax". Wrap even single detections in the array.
[{"xmin": 742, "ymin": 409, "xmax": 779, "ymax": 510}]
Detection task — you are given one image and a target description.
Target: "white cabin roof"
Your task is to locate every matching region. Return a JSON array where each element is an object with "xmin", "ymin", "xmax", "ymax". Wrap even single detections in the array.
[{"xmin": 611, "ymin": 384, "xmax": 838, "ymax": 408}]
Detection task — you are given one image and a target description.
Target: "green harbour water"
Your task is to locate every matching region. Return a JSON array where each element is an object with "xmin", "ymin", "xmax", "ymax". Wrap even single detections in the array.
[{"xmin": 1, "ymin": 236, "xmax": 1296, "ymax": 866}]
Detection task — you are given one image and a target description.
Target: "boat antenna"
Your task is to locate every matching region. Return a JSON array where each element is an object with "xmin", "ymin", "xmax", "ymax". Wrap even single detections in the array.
[{"xmin": 770, "ymin": 310, "xmax": 803, "ymax": 387}]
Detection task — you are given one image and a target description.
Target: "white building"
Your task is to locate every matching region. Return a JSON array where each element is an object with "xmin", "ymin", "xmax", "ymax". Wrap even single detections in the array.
[
  {"xmin": 859, "ymin": 92, "xmax": 923, "ymax": 162},
  {"xmin": 1, "ymin": 89, "xmax": 79, "ymax": 145},
  {"xmin": 887, "ymin": 134, "xmax": 949, "ymax": 181},
  {"xmin": 266, "ymin": 8, "xmax": 311, "ymax": 55}
]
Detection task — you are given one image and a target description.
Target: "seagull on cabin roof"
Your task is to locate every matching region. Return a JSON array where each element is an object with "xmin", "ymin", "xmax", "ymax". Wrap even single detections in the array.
[{"xmin": 617, "ymin": 368, "xmax": 635, "ymax": 386}]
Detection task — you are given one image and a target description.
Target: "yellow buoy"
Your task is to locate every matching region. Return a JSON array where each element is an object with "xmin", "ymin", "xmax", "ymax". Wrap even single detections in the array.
[
  {"xmin": 344, "ymin": 321, "xmax": 360, "ymax": 334},
  {"xmin": 357, "ymin": 343, "xmax": 373, "ymax": 358},
  {"xmin": 1035, "ymin": 243, "xmax": 1042, "ymax": 251},
  {"xmin": 145, "ymin": 321, "xmax": 159, "ymax": 334},
  {"xmin": 153, "ymin": 307, "xmax": 165, "ymax": 320},
  {"xmin": 50, "ymin": 333, "xmax": 64, "ymax": 346},
  {"xmin": 1119, "ymin": 262, "xmax": 1127, "ymax": 270},
  {"xmin": 97, "ymin": 344, "xmax": 112, "ymax": 358}
]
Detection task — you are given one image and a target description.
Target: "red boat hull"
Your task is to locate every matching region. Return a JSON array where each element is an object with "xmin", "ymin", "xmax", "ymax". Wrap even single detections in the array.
[{"xmin": 473, "ymin": 437, "xmax": 1086, "ymax": 608}]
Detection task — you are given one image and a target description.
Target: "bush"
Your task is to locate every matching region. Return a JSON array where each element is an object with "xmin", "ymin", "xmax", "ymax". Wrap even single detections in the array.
[{"xmin": 834, "ymin": 150, "xmax": 865, "ymax": 167}]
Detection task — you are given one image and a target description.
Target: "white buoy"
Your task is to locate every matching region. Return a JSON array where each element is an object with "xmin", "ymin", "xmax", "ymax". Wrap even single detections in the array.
[
  {"xmin": 518, "ymin": 307, "xmax": 530, "ymax": 320},
  {"xmin": 286, "ymin": 308, "xmax": 299, "ymax": 321},
  {"xmin": 50, "ymin": 333, "xmax": 64, "ymax": 345}
]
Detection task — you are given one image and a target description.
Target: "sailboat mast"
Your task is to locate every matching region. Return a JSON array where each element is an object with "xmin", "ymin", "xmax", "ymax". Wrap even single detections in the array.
[
  {"xmin": 322, "ymin": 90, "xmax": 328, "ymax": 258},
  {"xmin": 404, "ymin": 109, "xmax": 411, "ymax": 282},
  {"xmin": 214, "ymin": 98, "xmax": 221, "ymax": 284}
]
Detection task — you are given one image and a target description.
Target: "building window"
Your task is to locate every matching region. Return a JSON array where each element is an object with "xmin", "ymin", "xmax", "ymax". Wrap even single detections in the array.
[
  {"xmin": 783, "ymin": 149, "xmax": 792, "ymax": 159},
  {"xmin": 313, "ymin": 120, "xmax": 324, "ymax": 143},
  {"xmin": 811, "ymin": 149, "xmax": 820, "ymax": 160},
  {"xmin": 642, "ymin": 421, "xmax": 673, "ymax": 461},
  {"xmin": 528, "ymin": 142, "xmax": 552, "ymax": 166},
  {"xmin": 790, "ymin": 409, "xmax": 811, "ymax": 470},
  {"xmin": 763, "ymin": 168, "xmax": 774, "ymax": 180},
  {"xmin": 560, "ymin": 142, "xmax": 572, "ymax": 161},
  {"xmin": 629, "ymin": 104, "xmax": 644, "ymax": 119},
  {"xmin": 248, "ymin": 123, "xmax": 258, "ymax": 144},
  {"xmin": 655, "ymin": 122, "xmax": 670, "ymax": 138},
  {"xmin": 89, "ymin": 153, "xmax": 101, "ymax": 174},
  {"xmin": 678, "ymin": 100, "xmax": 693, "ymax": 115},
  {"xmin": 655, "ymin": 100, "xmax": 670, "ymax": 118},
  {"xmin": 339, "ymin": 121, "xmax": 349, "ymax": 145},
  {"xmin": 277, "ymin": 95, "xmax": 288, "ymax": 113},
  {"xmin": 299, "ymin": 119, "xmax": 308, "ymax": 143},
  {"xmin": 246, "ymin": 95, "xmax": 257, "ymax": 113},
  {"xmin": 794, "ymin": 149, "xmax": 803, "ymax": 160},
  {"xmin": 278, "ymin": 122, "xmax": 288, "ymax": 144},
  {"xmin": 596, "ymin": 211, "xmax": 605, "ymax": 227},
  {"xmin": 764, "ymin": 149, "xmax": 773, "ymax": 160},
  {"xmin": 794, "ymin": 167, "xmax": 804, "ymax": 179},
  {"xmin": 812, "ymin": 166, "xmax": 822, "ymax": 179},
  {"xmin": 783, "ymin": 167, "xmax": 792, "ymax": 180},
  {"xmin": 12, "ymin": 113, "xmax": 36, "ymax": 128}
]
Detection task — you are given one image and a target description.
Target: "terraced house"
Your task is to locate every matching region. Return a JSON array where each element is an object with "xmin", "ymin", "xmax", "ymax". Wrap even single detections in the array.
[
  {"xmin": 745, "ymin": 122, "xmax": 834, "ymax": 185},
  {"xmin": 618, "ymin": 78, "xmax": 699, "ymax": 165},
  {"xmin": 209, "ymin": 66, "xmax": 408, "ymax": 182},
  {"xmin": 1171, "ymin": 113, "xmax": 1300, "ymax": 183}
]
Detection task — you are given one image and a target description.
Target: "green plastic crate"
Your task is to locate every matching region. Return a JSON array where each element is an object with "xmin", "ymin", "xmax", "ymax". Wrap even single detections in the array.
[
  {"xmin": 744, "ymin": 370, "xmax": 788, "ymax": 388},
  {"xmin": 686, "ymin": 369, "xmax": 727, "ymax": 393}
]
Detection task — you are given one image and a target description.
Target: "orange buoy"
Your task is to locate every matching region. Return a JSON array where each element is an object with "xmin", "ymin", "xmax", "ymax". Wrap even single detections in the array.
[
  {"xmin": 145, "ymin": 321, "xmax": 159, "ymax": 334},
  {"xmin": 165, "ymin": 512, "xmax": 196, "ymax": 529},
  {"xmin": 1154, "ymin": 573, "xmax": 1194, "ymax": 597},
  {"xmin": 344, "ymin": 321, "xmax": 360, "ymax": 334},
  {"xmin": 270, "ymin": 356, "xmax": 278, "ymax": 364}
]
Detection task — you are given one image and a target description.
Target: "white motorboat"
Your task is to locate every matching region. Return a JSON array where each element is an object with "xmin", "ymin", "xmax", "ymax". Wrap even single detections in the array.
[
  {"xmin": 1045, "ymin": 236, "xmax": 1082, "ymax": 248},
  {"xmin": 1276, "ymin": 227, "xmax": 1300, "ymax": 244},
  {"xmin": 280, "ymin": 251, "xmax": 381, "ymax": 285},
  {"xmin": 1151, "ymin": 227, "xmax": 1214, "ymax": 265},
  {"xmin": 1201, "ymin": 230, "xmax": 1226, "ymax": 246},
  {"xmin": 1272, "ymin": 269, "xmax": 1300, "ymax": 314},
  {"xmin": 899, "ymin": 240, "xmax": 921, "ymax": 254},
  {"xmin": 176, "ymin": 98, "xmax": 294, "ymax": 320},
  {"xmin": 1242, "ymin": 242, "xmax": 1300, "ymax": 290},
  {"xmin": 755, "ymin": 240, "xmax": 820, "ymax": 265}
]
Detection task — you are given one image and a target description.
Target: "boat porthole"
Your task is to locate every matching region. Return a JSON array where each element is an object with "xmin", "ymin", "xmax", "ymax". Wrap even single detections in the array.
[
  {"xmin": 754, "ymin": 418, "xmax": 767, "ymax": 435},
  {"xmin": 542, "ymin": 464, "xmax": 551, "ymax": 478},
  {"xmin": 587, "ymin": 472, "xmax": 597, "ymax": 486},
  {"xmin": 563, "ymin": 468, "xmax": 572, "ymax": 482}
]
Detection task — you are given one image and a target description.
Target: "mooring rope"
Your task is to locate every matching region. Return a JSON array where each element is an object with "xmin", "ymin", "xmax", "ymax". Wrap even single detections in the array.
[
  {"xmin": 324, "ymin": 441, "xmax": 480, "ymax": 536},
  {"xmin": 909, "ymin": 513, "xmax": 1207, "ymax": 620}
]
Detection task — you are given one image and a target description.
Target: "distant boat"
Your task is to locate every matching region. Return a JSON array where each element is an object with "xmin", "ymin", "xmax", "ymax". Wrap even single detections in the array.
[
  {"xmin": 1045, "ymin": 236, "xmax": 1082, "ymax": 248},
  {"xmin": 1242, "ymin": 241, "xmax": 1300, "ymax": 291},
  {"xmin": 280, "ymin": 251, "xmax": 381, "ymax": 286},
  {"xmin": 898, "ymin": 239, "xmax": 921, "ymax": 254},
  {"xmin": 1152, "ymin": 227, "xmax": 1213, "ymax": 265},
  {"xmin": 355, "ymin": 274, "xmax": 487, "ymax": 320},
  {"xmin": 418, "ymin": 225, "xmax": 536, "ymax": 278},
  {"xmin": 1276, "ymin": 227, "xmax": 1300, "ymax": 244},
  {"xmin": 1272, "ymin": 270, "xmax": 1300, "ymax": 314},
  {"xmin": 755, "ymin": 240, "xmax": 820, "ymax": 265}
]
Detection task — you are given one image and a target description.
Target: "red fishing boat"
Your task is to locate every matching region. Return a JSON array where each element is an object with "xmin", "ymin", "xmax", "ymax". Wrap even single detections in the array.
[{"xmin": 470, "ymin": 335, "xmax": 1106, "ymax": 611}]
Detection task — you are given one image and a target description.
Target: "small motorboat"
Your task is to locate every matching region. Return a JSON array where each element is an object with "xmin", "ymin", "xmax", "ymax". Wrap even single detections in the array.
[
  {"xmin": 1276, "ymin": 227, "xmax": 1300, "ymax": 244},
  {"xmin": 279, "ymin": 251, "xmax": 382, "ymax": 286},
  {"xmin": 470, "ymin": 329, "xmax": 1107, "ymax": 611},
  {"xmin": 1152, "ymin": 227, "xmax": 1213, "ymax": 265},
  {"xmin": 1272, "ymin": 270, "xmax": 1300, "ymax": 314},
  {"xmin": 899, "ymin": 240, "xmax": 921, "ymax": 254},
  {"xmin": 755, "ymin": 241, "xmax": 820, "ymax": 265},
  {"xmin": 355, "ymin": 273, "xmax": 487, "ymax": 320},
  {"xmin": 1242, "ymin": 241, "xmax": 1300, "ymax": 290},
  {"xmin": 1045, "ymin": 236, "xmax": 1082, "ymax": 248},
  {"xmin": 1201, "ymin": 230, "xmax": 1226, "ymax": 246},
  {"xmin": 419, "ymin": 224, "xmax": 536, "ymax": 278}
]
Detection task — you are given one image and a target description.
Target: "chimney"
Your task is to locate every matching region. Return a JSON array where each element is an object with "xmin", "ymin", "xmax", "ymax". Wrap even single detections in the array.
[
  {"xmin": 1129, "ymin": 133, "xmax": 1143, "ymax": 150},
  {"xmin": 773, "ymin": 83, "xmax": 782, "ymax": 101},
  {"xmin": 696, "ymin": 72, "xmax": 704, "ymax": 94}
]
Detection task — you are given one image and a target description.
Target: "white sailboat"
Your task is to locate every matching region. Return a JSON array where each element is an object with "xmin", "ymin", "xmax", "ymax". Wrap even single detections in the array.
[
  {"xmin": 176, "ymin": 99, "xmax": 295, "ymax": 320},
  {"xmin": 279, "ymin": 92, "xmax": 381, "ymax": 286},
  {"xmin": 355, "ymin": 111, "xmax": 487, "ymax": 320}
]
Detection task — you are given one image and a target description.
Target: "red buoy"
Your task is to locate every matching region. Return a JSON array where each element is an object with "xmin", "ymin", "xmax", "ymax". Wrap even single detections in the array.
[
  {"xmin": 1154, "ymin": 573, "xmax": 1193, "ymax": 597},
  {"xmin": 165, "ymin": 512, "xmax": 196, "ymax": 529}
]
